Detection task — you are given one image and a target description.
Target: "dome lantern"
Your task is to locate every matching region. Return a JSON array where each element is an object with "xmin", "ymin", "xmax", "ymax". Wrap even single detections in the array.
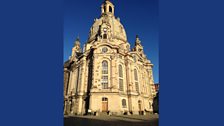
[
  {"xmin": 87, "ymin": 0, "xmax": 127, "ymax": 44},
  {"xmin": 101, "ymin": 0, "xmax": 115, "ymax": 16}
]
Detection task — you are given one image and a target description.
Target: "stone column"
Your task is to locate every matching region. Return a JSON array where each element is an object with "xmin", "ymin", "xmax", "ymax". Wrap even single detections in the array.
[
  {"xmin": 87, "ymin": 52, "xmax": 95, "ymax": 112},
  {"xmin": 64, "ymin": 100, "xmax": 67, "ymax": 115},
  {"xmin": 110, "ymin": 55, "xmax": 116, "ymax": 90},
  {"xmin": 125, "ymin": 59, "xmax": 132, "ymax": 113},
  {"xmin": 77, "ymin": 96, "xmax": 83, "ymax": 115},
  {"xmin": 76, "ymin": 65, "xmax": 83, "ymax": 94},
  {"xmin": 89, "ymin": 94, "xmax": 93, "ymax": 110},
  {"xmin": 66, "ymin": 100, "xmax": 71, "ymax": 115},
  {"xmin": 72, "ymin": 69, "xmax": 79, "ymax": 95},
  {"xmin": 67, "ymin": 70, "xmax": 73, "ymax": 95},
  {"xmin": 73, "ymin": 68, "xmax": 78, "ymax": 94},
  {"xmin": 64, "ymin": 69, "xmax": 70, "ymax": 96},
  {"xmin": 70, "ymin": 98, "xmax": 75, "ymax": 114},
  {"xmin": 91, "ymin": 55, "xmax": 97, "ymax": 88},
  {"xmin": 149, "ymin": 68, "xmax": 155, "ymax": 96},
  {"xmin": 79, "ymin": 60, "xmax": 86, "ymax": 94}
]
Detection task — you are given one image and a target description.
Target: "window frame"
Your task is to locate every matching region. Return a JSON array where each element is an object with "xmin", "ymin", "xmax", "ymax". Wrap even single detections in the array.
[
  {"xmin": 119, "ymin": 64, "xmax": 124, "ymax": 91},
  {"xmin": 101, "ymin": 60, "xmax": 109, "ymax": 89},
  {"xmin": 134, "ymin": 69, "xmax": 139, "ymax": 92},
  {"xmin": 109, "ymin": 6, "xmax": 113, "ymax": 13},
  {"xmin": 122, "ymin": 99, "xmax": 127, "ymax": 108}
]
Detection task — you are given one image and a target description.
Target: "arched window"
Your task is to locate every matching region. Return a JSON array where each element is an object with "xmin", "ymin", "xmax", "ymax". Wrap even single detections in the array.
[
  {"xmin": 122, "ymin": 99, "xmax": 126, "ymax": 108},
  {"xmin": 134, "ymin": 69, "xmax": 139, "ymax": 92},
  {"xmin": 109, "ymin": 6, "xmax": 112, "ymax": 13},
  {"xmin": 119, "ymin": 65, "xmax": 124, "ymax": 91},
  {"xmin": 104, "ymin": 6, "xmax": 106, "ymax": 13},
  {"xmin": 103, "ymin": 34, "xmax": 107, "ymax": 39},
  {"xmin": 102, "ymin": 61, "xmax": 108, "ymax": 74},
  {"xmin": 102, "ymin": 61, "xmax": 108, "ymax": 89}
]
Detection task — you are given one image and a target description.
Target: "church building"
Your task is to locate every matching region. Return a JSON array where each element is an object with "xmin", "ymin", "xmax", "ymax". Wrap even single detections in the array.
[{"xmin": 64, "ymin": 0, "xmax": 156, "ymax": 115}]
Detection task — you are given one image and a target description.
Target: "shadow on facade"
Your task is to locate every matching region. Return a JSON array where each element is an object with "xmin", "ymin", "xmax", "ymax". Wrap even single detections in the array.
[
  {"xmin": 64, "ymin": 116, "xmax": 158, "ymax": 126},
  {"xmin": 84, "ymin": 49, "xmax": 94, "ymax": 114}
]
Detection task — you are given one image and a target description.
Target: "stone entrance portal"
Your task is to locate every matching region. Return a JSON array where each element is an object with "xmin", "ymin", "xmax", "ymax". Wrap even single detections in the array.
[
  {"xmin": 138, "ymin": 100, "xmax": 142, "ymax": 111},
  {"xmin": 138, "ymin": 100, "xmax": 144, "ymax": 115},
  {"xmin": 102, "ymin": 97, "xmax": 108, "ymax": 112}
]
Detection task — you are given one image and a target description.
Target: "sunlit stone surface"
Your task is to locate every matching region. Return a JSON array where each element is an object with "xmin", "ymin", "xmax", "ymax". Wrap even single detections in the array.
[{"xmin": 64, "ymin": 0, "xmax": 157, "ymax": 116}]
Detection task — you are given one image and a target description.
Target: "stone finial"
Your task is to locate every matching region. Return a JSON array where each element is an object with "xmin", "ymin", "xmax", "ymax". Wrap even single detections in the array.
[
  {"xmin": 74, "ymin": 36, "xmax": 80, "ymax": 46},
  {"xmin": 135, "ymin": 35, "xmax": 141, "ymax": 45},
  {"xmin": 76, "ymin": 35, "xmax": 80, "ymax": 41},
  {"xmin": 73, "ymin": 36, "xmax": 82, "ymax": 53}
]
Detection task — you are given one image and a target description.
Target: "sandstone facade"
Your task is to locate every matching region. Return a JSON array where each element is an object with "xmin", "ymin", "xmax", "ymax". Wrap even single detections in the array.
[{"xmin": 64, "ymin": 0, "xmax": 156, "ymax": 115}]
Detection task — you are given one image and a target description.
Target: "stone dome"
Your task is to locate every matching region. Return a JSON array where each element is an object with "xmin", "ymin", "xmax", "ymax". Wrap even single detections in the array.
[
  {"xmin": 88, "ymin": 15, "xmax": 127, "ymax": 43},
  {"xmin": 87, "ymin": 0, "xmax": 127, "ymax": 43}
]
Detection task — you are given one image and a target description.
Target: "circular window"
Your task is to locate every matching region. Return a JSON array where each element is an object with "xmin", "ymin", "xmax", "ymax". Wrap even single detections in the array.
[
  {"xmin": 102, "ymin": 47, "xmax": 108, "ymax": 53},
  {"xmin": 103, "ymin": 28, "xmax": 107, "ymax": 32}
]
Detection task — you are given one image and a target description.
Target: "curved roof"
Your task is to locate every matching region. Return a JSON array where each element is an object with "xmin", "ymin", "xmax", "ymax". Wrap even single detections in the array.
[{"xmin": 87, "ymin": 14, "xmax": 127, "ymax": 43}]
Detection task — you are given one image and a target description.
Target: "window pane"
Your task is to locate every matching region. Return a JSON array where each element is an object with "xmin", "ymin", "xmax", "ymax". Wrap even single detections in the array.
[
  {"xmin": 102, "ymin": 61, "xmax": 108, "ymax": 74},
  {"xmin": 135, "ymin": 82, "xmax": 139, "ymax": 92},
  {"xmin": 102, "ymin": 97, "xmax": 108, "ymax": 101},
  {"xmin": 102, "ymin": 61, "xmax": 109, "ymax": 89},
  {"xmin": 109, "ymin": 6, "xmax": 112, "ymax": 13},
  {"xmin": 119, "ymin": 65, "xmax": 123, "ymax": 77},
  {"xmin": 102, "ymin": 69, "xmax": 108, "ymax": 74},
  {"xmin": 119, "ymin": 79, "xmax": 123, "ymax": 91},
  {"xmin": 103, "ymin": 34, "xmax": 107, "ymax": 39},
  {"xmin": 122, "ymin": 99, "xmax": 126, "ymax": 108},
  {"xmin": 134, "ymin": 69, "xmax": 138, "ymax": 81},
  {"xmin": 102, "ymin": 76, "xmax": 108, "ymax": 89}
]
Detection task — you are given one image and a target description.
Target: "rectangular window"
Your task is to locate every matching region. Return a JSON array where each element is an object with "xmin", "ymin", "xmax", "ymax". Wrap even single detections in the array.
[
  {"xmin": 135, "ymin": 82, "xmax": 139, "ymax": 92},
  {"xmin": 122, "ymin": 99, "xmax": 127, "ymax": 108},
  {"xmin": 119, "ymin": 79, "xmax": 123, "ymax": 91},
  {"xmin": 103, "ymin": 34, "xmax": 107, "ymax": 39}
]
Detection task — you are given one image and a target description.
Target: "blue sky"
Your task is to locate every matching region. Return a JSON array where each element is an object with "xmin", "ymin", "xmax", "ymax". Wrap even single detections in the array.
[{"xmin": 64, "ymin": 0, "xmax": 159, "ymax": 83}]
